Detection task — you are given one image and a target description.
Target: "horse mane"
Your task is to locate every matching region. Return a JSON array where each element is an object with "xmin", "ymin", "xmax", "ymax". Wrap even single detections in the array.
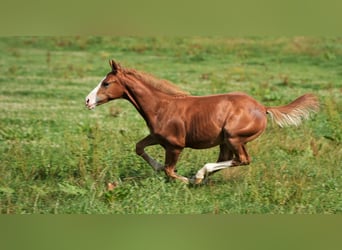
[{"xmin": 122, "ymin": 68, "xmax": 190, "ymax": 97}]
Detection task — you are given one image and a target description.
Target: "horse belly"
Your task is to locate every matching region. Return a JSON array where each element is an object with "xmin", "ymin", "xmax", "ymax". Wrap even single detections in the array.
[
  {"xmin": 184, "ymin": 114, "xmax": 224, "ymax": 149},
  {"xmin": 185, "ymin": 139, "xmax": 221, "ymax": 149}
]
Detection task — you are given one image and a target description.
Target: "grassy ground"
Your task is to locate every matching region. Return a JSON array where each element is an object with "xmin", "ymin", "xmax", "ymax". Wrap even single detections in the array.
[{"xmin": 0, "ymin": 36, "xmax": 341, "ymax": 214}]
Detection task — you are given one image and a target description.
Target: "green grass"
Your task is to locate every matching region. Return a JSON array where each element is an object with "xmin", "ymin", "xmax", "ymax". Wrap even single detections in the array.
[{"xmin": 0, "ymin": 36, "xmax": 341, "ymax": 214}]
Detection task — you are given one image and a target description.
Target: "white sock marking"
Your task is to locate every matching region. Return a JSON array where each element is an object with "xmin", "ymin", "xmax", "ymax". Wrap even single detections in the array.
[{"xmin": 195, "ymin": 160, "xmax": 234, "ymax": 179}]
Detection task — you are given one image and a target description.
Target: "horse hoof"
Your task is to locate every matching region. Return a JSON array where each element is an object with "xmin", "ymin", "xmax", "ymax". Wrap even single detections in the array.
[
  {"xmin": 180, "ymin": 176, "xmax": 189, "ymax": 184},
  {"xmin": 189, "ymin": 176, "xmax": 204, "ymax": 185}
]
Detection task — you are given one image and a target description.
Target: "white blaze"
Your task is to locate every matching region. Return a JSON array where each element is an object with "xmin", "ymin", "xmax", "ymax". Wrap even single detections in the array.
[{"xmin": 85, "ymin": 77, "xmax": 105, "ymax": 109}]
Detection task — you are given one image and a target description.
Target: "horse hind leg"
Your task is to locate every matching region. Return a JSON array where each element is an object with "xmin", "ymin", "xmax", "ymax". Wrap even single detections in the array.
[
  {"xmin": 190, "ymin": 138, "xmax": 255, "ymax": 184},
  {"xmin": 191, "ymin": 124, "xmax": 265, "ymax": 184},
  {"xmin": 229, "ymin": 124, "xmax": 267, "ymax": 166},
  {"xmin": 190, "ymin": 144, "xmax": 235, "ymax": 184},
  {"xmin": 240, "ymin": 144, "xmax": 251, "ymax": 164},
  {"xmin": 190, "ymin": 160, "xmax": 235, "ymax": 184},
  {"xmin": 216, "ymin": 144, "xmax": 234, "ymax": 162}
]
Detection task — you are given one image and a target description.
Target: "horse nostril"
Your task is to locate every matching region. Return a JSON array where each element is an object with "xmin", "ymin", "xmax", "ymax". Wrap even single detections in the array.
[{"xmin": 85, "ymin": 98, "xmax": 91, "ymax": 107}]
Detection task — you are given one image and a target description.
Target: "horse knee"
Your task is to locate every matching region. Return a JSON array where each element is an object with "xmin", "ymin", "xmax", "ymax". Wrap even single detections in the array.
[{"xmin": 135, "ymin": 143, "xmax": 144, "ymax": 156}]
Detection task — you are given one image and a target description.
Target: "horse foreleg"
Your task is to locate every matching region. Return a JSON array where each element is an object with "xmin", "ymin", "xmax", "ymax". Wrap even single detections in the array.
[
  {"xmin": 164, "ymin": 148, "xmax": 189, "ymax": 183},
  {"xmin": 136, "ymin": 135, "xmax": 164, "ymax": 171}
]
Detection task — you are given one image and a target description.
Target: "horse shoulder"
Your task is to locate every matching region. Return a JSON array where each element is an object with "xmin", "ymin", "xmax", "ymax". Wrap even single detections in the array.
[{"xmin": 152, "ymin": 101, "xmax": 187, "ymax": 147}]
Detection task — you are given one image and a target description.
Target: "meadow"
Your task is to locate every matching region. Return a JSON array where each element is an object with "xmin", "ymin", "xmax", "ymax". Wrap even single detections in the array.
[{"xmin": 0, "ymin": 36, "xmax": 341, "ymax": 214}]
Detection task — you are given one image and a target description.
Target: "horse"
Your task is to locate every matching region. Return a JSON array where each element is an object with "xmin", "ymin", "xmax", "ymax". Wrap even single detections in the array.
[{"xmin": 85, "ymin": 60, "xmax": 319, "ymax": 184}]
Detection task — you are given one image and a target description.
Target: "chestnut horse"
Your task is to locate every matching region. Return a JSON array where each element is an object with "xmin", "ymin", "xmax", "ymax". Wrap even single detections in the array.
[{"xmin": 85, "ymin": 60, "xmax": 319, "ymax": 184}]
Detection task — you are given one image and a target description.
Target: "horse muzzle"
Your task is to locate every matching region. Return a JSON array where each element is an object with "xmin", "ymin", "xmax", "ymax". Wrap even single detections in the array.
[{"xmin": 85, "ymin": 97, "xmax": 97, "ymax": 110}]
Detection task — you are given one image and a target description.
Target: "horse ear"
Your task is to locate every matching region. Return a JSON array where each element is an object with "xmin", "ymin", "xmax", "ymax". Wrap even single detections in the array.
[{"xmin": 109, "ymin": 59, "xmax": 119, "ymax": 74}]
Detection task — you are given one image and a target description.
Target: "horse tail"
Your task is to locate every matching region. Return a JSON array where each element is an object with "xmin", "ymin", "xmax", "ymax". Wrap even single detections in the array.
[{"xmin": 266, "ymin": 93, "xmax": 319, "ymax": 127}]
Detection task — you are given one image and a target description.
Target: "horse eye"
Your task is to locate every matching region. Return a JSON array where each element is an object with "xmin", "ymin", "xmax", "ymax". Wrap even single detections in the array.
[{"xmin": 103, "ymin": 82, "xmax": 109, "ymax": 88}]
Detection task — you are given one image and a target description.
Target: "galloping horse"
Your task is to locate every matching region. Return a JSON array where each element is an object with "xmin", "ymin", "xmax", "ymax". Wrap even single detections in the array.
[{"xmin": 85, "ymin": 60, "xmax": 319, "ymax": 184}]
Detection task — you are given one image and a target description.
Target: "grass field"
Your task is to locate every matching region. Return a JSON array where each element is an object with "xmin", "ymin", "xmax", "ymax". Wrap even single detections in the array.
[{"xmin": 0, "ymin": 36, "xmax": 341, "ymax": 214}]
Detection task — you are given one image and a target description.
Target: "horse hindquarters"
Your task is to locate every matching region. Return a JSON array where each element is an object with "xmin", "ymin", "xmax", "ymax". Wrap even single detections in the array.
[
  {"xmin": 223, "ymin": 105, "xmax": 268, "ymax": 165},
  {"xmin": 191, "ymin": 101, "xmax": 268, "ymax": 184}
]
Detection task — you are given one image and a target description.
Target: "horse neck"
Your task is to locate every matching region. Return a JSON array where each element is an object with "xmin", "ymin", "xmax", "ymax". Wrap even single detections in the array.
[{"xmin": 122, "ymin": 77, "xmax": 169, "ymax": 127}]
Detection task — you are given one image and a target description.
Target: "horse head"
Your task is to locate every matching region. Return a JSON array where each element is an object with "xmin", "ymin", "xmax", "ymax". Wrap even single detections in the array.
[{"xmin": 85, "ymin": 60, "xmax": 125, "ymax": 109}]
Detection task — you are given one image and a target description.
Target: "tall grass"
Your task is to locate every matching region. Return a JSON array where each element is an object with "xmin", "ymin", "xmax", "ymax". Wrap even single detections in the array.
[{"xmin": 0, "ymin": 37, "xmax": 341, "ymax": 214}]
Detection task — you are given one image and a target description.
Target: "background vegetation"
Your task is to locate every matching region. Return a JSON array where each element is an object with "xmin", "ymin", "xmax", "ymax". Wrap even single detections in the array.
[{"xmin": 0, "ymin": 37, "xmax": 341, "ymax": 214}]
